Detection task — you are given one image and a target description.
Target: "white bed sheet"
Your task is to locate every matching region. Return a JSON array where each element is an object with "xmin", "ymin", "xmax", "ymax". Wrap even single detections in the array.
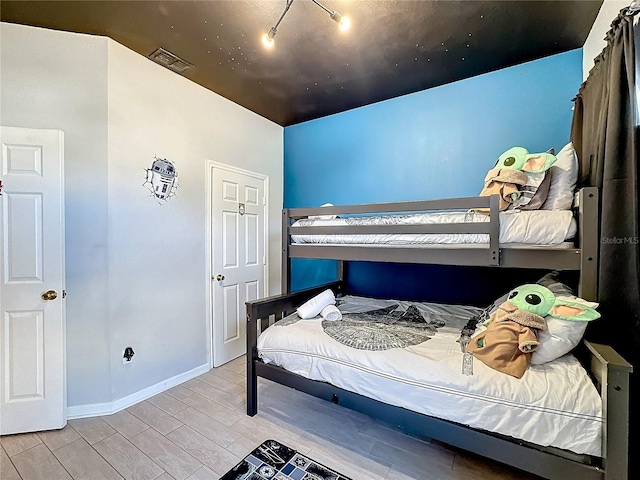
[
  {"xmin": 291, "ymin": 209, "xmax": 577, "ymax": 245},
  {"xmin": 257, "ymin": 296, "xmax": 602, "ymax": 456}
]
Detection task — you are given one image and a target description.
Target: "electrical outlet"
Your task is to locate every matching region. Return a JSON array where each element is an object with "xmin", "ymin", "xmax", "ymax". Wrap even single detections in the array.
[{"xmin": 122, "ymin": 347, "xmax": 135, "ymax": 365}]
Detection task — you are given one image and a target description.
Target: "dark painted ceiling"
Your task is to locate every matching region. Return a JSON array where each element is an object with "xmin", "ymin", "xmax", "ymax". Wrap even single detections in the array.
[{"xmin": 1, "ymin": 1, "xmax": 603, "ymax": 126}]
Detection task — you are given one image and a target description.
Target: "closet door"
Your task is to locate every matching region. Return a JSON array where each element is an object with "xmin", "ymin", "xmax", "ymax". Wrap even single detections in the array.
[{"xmin": 210, "ymin": 163, "xmax": 267, "ymax": 367}]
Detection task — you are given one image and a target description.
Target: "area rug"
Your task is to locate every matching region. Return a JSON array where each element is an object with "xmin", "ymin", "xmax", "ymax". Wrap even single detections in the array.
[{"xmin": 220, "ymin": 439, "xmax": 352, "ymax": 480}]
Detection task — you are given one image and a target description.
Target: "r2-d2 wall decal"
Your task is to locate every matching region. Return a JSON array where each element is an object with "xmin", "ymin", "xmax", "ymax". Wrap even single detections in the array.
[{"xmin": 144, "ymin": 156, "xmax": 178, "ymax": 202}]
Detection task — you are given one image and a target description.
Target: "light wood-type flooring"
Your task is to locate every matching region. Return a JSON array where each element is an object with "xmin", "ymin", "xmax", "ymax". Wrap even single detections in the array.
[{"xmin": 1, "ymin": 356, "xmax": 541, "ymax": 480}]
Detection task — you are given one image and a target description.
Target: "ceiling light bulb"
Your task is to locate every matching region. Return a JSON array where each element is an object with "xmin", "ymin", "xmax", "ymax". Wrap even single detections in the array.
[
  {"xmin": 262, "ymin": 33, "xmax": 274, "ymax": 48},
  {"xmin": 338, "ymin": 16, "xmax": 351, "ymax": 31},
  {"xmin": 262, "ymin": 27, "xmax": 277, "ymax": 48},
  {"xmin": 330, "ymin": 11, "xmax": 350, "ymax": 31}
]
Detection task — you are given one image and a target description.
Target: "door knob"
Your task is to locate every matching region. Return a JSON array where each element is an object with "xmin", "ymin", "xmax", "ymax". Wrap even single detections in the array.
[
  {"xmin": 216, "ymin": 274, "xmax": 225, "ymax": 281},
  {"xmin": 41, "ymin": 290, "xmax": 58, "ymax": 301}
]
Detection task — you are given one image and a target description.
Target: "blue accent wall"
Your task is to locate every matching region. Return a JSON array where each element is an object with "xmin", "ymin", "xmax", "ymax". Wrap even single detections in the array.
[{"xmin": 284, "ymin": 49, "xmax": 583, "ymax": 301}]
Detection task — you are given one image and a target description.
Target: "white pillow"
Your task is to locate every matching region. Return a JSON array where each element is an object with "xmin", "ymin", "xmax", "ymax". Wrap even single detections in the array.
[
  {"xmin": 541, "ymin": 142, "xmax": 578, "ymax": 210},
  {"xmin": 531, "ymin": 296, "xmax": 598, "ymax": 365}
]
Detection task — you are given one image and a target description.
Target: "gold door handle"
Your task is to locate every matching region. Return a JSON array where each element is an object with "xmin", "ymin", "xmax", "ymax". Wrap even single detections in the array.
[
  {"xmin": 216, "ymin": 274, "xmax": 225, "ymax": 281},
  {"xmin": 41, "ymin": 290, "xmax": 58, "ymax": 301}
]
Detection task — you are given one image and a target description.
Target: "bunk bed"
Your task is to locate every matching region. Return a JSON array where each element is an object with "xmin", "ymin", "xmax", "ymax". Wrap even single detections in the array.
[{"xmin": 245, "ymin": 187, "xmax": 632, "ymax": 480}]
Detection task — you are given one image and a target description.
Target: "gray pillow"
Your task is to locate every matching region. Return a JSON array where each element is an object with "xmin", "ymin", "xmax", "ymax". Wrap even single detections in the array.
[
  {"xmin": 536, "ymin": 271, "xmax": 575, "ymax": 297},
  {"xmin": 541, "ymin": 143, "xmax": 579, "ymax": 210}
]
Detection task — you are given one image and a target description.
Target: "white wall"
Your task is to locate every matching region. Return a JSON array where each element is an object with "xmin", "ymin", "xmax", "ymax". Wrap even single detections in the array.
[
  {"xmin": 1, "ymin": 22, "xmax": 283, "ymax": 413},
  {"xmin": 106, "ymin": 41, "xmax": 283, "ymax": 402},
  {"xmin": 1, "ymin": 23, "xmax": 112, "ymax": 408},
  {"xmin": 583, "ymin": 0, "xmax": 630, "ymax": 78}
]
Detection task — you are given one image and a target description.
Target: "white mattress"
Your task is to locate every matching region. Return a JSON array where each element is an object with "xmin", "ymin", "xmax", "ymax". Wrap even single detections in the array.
[
  {"xmin": 291, "ymin": 209, "xmax": 577, "ymax": 245},
  {"xmin": 257, "ymin": 296, "xmax": 602, "ymax": 456}
]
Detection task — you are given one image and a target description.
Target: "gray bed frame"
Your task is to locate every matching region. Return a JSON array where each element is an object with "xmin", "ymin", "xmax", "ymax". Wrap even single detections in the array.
[{"xmin": 246, "ymin": 187, "xmax": 633, "ymax": 480}]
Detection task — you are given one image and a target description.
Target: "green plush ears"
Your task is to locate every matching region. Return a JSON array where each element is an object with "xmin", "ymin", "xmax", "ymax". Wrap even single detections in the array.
[
  {"xmin": 522, "ymin": 153, "xmax": 556, "ymax": 173},
  {"xmin": 495, "ymin": 147, "xmax": 557, "ymax": 173},
  {"xmin": 549, "ymin": 299, "xmax": 601, "ymax": 322}
]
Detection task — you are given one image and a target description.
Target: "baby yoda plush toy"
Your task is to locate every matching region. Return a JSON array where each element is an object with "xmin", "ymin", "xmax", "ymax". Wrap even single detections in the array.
[
  {"xmin": 479, "ymin": 147, "xmax": 557, "ymax": 211},
  {"xmin": 467, "ymin": 284, "xmax": 600, "ymax": 378}
]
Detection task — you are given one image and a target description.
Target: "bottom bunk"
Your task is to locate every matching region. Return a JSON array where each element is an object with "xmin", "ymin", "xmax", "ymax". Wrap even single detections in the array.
[{"xmin": 246, "ymin": 282, "xmax": 632, "ymax": 480}]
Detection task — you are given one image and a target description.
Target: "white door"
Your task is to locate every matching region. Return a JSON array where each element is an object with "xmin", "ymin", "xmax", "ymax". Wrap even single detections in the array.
[
  {"xmin": 0, "ymin": 127, "xmax": 66, "ymax": 434},
  {"xmin": 210, "ymin": 164, "xmax": 267, "ymax": 367}
]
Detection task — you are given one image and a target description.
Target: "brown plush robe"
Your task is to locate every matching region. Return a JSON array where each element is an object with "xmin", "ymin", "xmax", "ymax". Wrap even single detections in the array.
[
  {"xmin": 467, "ymin": 301, "xmax": 547, "ymax": 378},
  {"xmin": 478, "ymin": 168, "xmax": 528, "ymax": 211}
]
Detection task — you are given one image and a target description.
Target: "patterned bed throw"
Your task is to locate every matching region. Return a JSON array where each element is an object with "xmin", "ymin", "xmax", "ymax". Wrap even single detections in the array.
[
  {"xmin": 322, "ymin": 304, "xmax": 443, "ymax": 350},
  {"xmin": 276, "ymin": 296, "xmax": 483, "ymax": 351}
]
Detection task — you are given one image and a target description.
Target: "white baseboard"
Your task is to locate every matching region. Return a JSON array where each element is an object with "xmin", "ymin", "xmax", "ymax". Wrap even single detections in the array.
[
  {"xmin": 66, "ymin": 363, "xmax": 210, "ymax": 420},
  {"xmin": 66, "ymin": 401, "xmax": 113, "ymax": 419}
]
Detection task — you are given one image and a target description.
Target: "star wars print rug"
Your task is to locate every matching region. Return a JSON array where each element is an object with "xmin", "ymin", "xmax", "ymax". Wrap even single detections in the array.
[{"xmin": 220, "ymin": 439, "xmax": 352, "ymax": 480}]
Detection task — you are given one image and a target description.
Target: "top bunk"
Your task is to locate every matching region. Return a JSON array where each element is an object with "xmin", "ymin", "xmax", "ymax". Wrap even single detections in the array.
[{"xmin": 282, "ymin": 186, "xmax": 599, "ymax": 300}]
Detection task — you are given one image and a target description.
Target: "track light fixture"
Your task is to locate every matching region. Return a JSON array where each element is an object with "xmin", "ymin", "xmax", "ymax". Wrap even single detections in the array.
[{"xmin": 262, "ymin": 0, "xmax": 351, "ymax": 48}]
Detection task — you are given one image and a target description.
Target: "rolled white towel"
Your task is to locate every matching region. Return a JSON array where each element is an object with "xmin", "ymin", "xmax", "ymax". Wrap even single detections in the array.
[
  {"xmin": 297, "ymin": 289, "xmax": 335, "ymax": 319},
  {"xmin": 321, "ymin": 304, "xmax": 342, "ymax": 321},
  {"xmin": 309, "ymin": 203, "xmax": 338, "ymax": 220}
]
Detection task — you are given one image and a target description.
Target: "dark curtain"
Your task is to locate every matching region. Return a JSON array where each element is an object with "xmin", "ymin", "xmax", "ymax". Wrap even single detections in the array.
[{"xmin": 570, "ymin": 8, "xmax": 639, "ymax": 476}]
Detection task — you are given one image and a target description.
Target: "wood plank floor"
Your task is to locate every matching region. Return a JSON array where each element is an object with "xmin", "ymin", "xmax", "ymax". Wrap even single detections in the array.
[{"xmin": 1, "ymin": 356, "xmax": 542, "ymax": 479}]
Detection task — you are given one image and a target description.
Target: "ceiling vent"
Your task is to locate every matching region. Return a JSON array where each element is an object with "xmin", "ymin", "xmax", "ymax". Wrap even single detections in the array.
[{"xmin": 148, "ymin": 47, "xmax": 194, "ymax": 74}]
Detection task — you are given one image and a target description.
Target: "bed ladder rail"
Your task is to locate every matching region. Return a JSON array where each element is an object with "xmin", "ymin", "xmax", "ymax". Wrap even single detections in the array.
[
  {"xmin": 246, "ymin": 281, "xmax": 344, "ymax": 416},
  {"xmin": 576, "ymin": 187, "xmax": 599, "ymax": 301},
  {"xmin": 583, "ymin": 341, "xmax": 633, "ymax": 480}
]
